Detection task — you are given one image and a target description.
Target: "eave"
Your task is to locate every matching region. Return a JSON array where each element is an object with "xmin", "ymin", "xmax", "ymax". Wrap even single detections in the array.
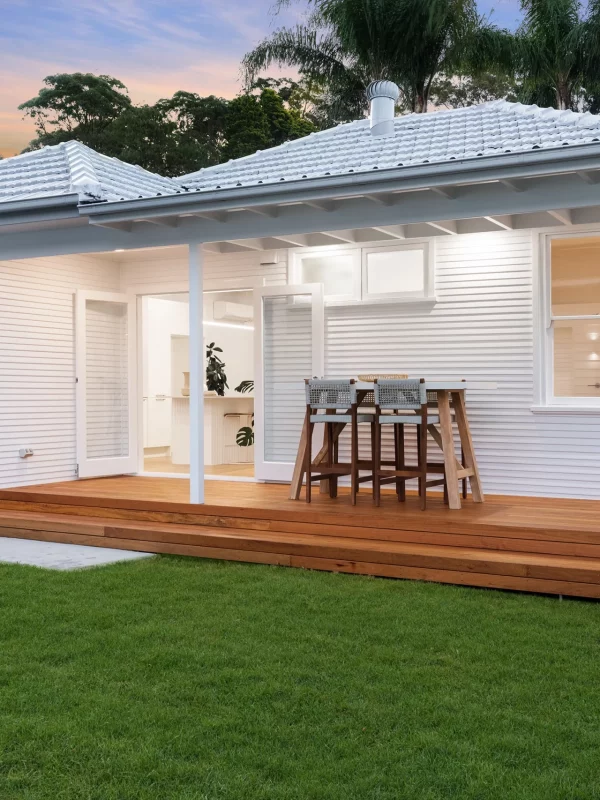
[
  {"xmin": 0, "ymin": 193, "xmax": 80, "ymax": 227},
  {"xmin": 81, "ymin": 143, "xmax": 600, "ymax": 226}
]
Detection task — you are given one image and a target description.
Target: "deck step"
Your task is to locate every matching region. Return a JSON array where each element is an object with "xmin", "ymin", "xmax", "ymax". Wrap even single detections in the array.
[
  {"xmin": 0, "ymin": 501, "xmax": 599, "ymax": 559},
  {"xmin": 1, "ymin": 509, "xmax": 600, "ymax": 598}
]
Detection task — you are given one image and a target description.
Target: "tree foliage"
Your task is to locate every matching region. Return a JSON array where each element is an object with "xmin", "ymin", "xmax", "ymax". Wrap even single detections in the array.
[
  {"xmin": 429, "ymin": 72, "xmax": 520, "ymax": 109},
  {"xmin": 19, "ymin": 73, "xmax": 317, "ymax": 174},
  {"xmin": 19, "ymin": 73, "xmax": 132, "ymax": 150},
  {"xmin": 472, "ymin": 0, "xmax": 600, "ymax": 111},
  {"xmin": 243, "ymin": 0, "xmax": 506, "ymax": 117}
]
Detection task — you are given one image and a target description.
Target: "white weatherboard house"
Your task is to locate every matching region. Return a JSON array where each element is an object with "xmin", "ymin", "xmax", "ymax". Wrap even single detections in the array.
[{"xmin": 3, "ymin": 81, "xmax": 600, "ymax": 504}]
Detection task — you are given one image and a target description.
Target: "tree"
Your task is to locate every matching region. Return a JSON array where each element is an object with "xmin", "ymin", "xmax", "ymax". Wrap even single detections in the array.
[
  {"xmin": 243, "ymin": 0, "xmax": 504, "ymax": 117},
  {"xmin": 100, "ymin": 105, "xmax": 189, "ymax": 176},
  {"xmin": 515, "ymin": 0, "xmax": 587, "ymax": 110},
  {"xmin": 221, "ymin": 94, "xmax": 271, "ymax": 161},
  {"xmin": 19, "ymin": 73, "xmax": 131, "ymax": 150},
  {"xmin": 160, "ymin": 92, "xmax": 229, "ymax": 168},
  {"xmin": 474, "ymin": 0, "xmax": 600, "ymax": 112},
  {"xmin": 222, "ymin": 85, "xmax": 318, "ymax": 162},
  {"xmin": 429, "ymin": 72, "xmax": 520, "ymax": 109},
  {"xmin": 18, "ymin": 72, "xmax": 318, "ymax": 174}
]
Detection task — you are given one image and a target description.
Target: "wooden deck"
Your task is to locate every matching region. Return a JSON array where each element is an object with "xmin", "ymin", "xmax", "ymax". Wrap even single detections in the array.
[{"xmin": 1, "ymin": 477, "xmax": 600, "ymax": 599}]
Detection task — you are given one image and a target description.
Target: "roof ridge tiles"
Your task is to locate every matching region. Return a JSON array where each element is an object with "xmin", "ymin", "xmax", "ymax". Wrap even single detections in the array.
[{"xmin": 63, "ymin": 141, "xmax": 103, "ymax": 201}]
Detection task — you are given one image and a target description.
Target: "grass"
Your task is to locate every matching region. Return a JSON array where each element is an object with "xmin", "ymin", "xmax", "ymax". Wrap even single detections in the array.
[{"xmin": 0, "ymin": 556, "xmax": 599, "ymax": 800}]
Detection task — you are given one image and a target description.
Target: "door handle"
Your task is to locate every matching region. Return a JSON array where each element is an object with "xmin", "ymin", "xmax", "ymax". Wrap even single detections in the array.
[{"xmin": 587, "ymin": 383, "xmax": 600, "ymax": 389}]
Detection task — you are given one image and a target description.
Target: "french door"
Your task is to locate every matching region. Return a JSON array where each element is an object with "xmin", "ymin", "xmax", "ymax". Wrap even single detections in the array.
[
  {"xmin": 254, "ymin": 284, "xmax": 324, "ymax": 482},
  {"xmin": 75, "ymin": 290, "xmax": 138, "ymax": 478}
]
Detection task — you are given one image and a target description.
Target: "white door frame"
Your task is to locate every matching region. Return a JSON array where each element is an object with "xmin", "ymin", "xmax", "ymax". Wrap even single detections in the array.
[
  {"xmin": 132, "ymin": 274, "xmax": 266, "ymax": 484},
  {"xmin": 254, "ymin": 283, "xmax": 325, "ymax": 482},
  {"xmin": 75, "ymin": 290, "xmax": 138, "ymax": 478}
]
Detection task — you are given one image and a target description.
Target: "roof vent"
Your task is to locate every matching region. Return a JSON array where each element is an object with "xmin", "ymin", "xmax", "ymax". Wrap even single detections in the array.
[{"xmin": 366, "ymin": 80, "xmax": 400, "ymax": 136}]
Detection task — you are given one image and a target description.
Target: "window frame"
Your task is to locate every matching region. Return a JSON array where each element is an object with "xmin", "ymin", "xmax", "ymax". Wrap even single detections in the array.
[
  {"xmin": 536, "ymin": 230, "xmax": 600, "ymax": 411},
  {"xmin": 290, "ymin": 246, "xmax": 361, "ymax": 304},
  {"xmin": 289, "ymin": 240, "xmax": 435, "ymax": 307},
  {"xmin": 361, "ymin": 241, "xmax": 434, "ymax": 303}
]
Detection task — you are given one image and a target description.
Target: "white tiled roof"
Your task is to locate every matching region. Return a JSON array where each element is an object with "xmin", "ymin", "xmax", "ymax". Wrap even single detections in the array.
[
  {"xmin": 178, "ymin": 100, "xmax": 600, "ymax": 191},
  {"xmin": 0, "ymin": 140, "xmax": 182, "ymax": 204}
]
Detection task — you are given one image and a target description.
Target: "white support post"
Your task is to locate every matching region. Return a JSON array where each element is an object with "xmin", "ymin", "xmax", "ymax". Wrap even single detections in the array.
[{"xmin": 189, "ymin": 243, "xmax": 205, "ymax": 504}]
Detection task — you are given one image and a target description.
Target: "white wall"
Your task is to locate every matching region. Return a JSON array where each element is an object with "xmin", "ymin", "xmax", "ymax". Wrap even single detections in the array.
[
  {"xmin": 143, "ymin": 297, "xmax": 189, "ymax": 397},
  {"xmin": 204, "ymin": 290, "xmax": 254, "ymax": 395},
  {"xmin": 4, "ymin": 235, "xmax": 600, "ymax": 498},
  {"xmin": 324, "ymin": 229, "xmax": 600, "ymax": 499},
  {"xmin": 0, "ymin": 253, "xmax": 119, "ymax": 486}
]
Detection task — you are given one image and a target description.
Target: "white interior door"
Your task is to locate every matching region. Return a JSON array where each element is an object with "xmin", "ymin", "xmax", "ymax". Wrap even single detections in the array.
[
  {"xmin": 254, "ymin": 284, "xmax": 324, "ymax": 482},
  {"xmin": 75, "ymin": 290, "xmax": 138, "ymax": 478}
]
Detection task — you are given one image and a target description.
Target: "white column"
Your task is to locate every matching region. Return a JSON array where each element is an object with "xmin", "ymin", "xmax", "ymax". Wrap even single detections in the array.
[{"xmin": 188, "ymin": 243, "xmax": 204, "ymax": 504}]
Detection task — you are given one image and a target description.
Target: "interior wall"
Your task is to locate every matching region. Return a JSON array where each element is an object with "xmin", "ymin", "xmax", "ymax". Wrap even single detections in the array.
[
  {"xmin": 0, "ymin": 253, "xmax": 120, "ymax": 487},
  {"xmin": 204, "ymin": 290, "xmax": 254, "ymax": 395}
]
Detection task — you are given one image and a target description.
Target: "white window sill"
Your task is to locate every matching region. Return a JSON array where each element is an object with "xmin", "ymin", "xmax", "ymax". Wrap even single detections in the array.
[
  {"xmin": 287, "ymin": 296, "xmax": 437, "ymax": 311},
  {"xmin": 326, "ymin": 297, "xmax": 438, "ymax": 309},
  {"xmin": 530, "ymin": 404, "xmax": 600, "ymax": 415}
]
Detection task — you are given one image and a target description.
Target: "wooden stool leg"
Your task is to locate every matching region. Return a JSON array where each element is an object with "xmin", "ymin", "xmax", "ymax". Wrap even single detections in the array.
[
  {"xmin": 351, "ymin": 410, "xmax": 358, "ymax": 506},
  {"xmin": 326, "ymin": 422, "xmax": 336, "ymax": 499},
  {"xmin": 305, "ymin": 413, "xmax": 313, "ymax": 504},
  {"xmin": 419, "ymin": 421, "xmax": 428, "ymax": 511},
  {"xmin": 373, "ymin": 422, "xmax": 382, "ymax": 507},
  {"xmin": 393, "ymin": 424, "xmax": 401, "ymax": 499},
  {"xmin": 332, "ymin": 434, "xmax": 339, "ymax": 498},
  {"xmin": 398, "ymin": 423, "xmax": 405, "ymax": 502}
]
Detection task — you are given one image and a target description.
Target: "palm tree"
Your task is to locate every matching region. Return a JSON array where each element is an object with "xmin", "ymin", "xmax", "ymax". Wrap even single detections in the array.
[
  {"xmin": 243, "ymin": 0, "xmax": 501, "ymax": 119},
  {"xmin": 478, "ymin": 0, "xmax": 600, "ymax": 112},
  {"xmin": 515, "ymin": 0, "xmax": 587, "ymax": 110}
]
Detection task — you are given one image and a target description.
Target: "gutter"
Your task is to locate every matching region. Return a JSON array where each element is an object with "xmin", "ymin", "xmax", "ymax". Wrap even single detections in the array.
[
  {"xmin": 0, "ymin": 193, "xmax": 81, "ymax": 227},
  {"xmin": 81, "ymin": 142, "xmax": 600, "ymax": 224}
]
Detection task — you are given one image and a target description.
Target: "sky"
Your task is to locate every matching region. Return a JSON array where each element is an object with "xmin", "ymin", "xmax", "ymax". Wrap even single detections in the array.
[{"xmin": 0, "ymin": 0, "xmax": 522, "ymax": 157}]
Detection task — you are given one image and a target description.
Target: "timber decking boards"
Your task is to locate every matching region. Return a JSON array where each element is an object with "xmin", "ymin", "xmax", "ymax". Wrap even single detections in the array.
[{"xmin": 1, "ymin": 477, "xmax": 600, "ymax": 598}]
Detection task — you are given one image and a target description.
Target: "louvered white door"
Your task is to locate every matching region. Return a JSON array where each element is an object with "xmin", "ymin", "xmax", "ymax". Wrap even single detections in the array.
[
  {"xmin": 75, "ymin": 291, "xmax": 138, "ymax": 478},
  {"xmin": 254, "ymin": 284, "xmax": 324, "ymax": 482}
]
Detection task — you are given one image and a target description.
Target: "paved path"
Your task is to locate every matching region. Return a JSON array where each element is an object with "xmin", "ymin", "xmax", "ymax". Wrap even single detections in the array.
[{"xmin": 0, "ymin": 537, "xmax": 155, "ymax": 570}]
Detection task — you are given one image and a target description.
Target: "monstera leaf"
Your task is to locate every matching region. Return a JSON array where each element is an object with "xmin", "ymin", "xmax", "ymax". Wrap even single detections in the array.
[
  {"xmin": 236, "ymin": 425, "xmax": 255, "ymax": 447},
  {"xmin": 234, "ymin": 379, "xmax": 254, "ymax": 394}
]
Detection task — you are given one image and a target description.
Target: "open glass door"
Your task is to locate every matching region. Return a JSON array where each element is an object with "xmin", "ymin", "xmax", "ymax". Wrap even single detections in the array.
[
  {"xmin": 75, "ymin": 290, "xmax": 138, "ymax": 478},
  {"xmin": 254, "ymin": 284, "xmax": 324, "ymax": 482}
]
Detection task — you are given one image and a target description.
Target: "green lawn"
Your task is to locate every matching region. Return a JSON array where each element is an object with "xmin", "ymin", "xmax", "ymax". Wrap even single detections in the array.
[{"xmin": 1, "ymin": 556, "xmax": 599, "ymax": 800}]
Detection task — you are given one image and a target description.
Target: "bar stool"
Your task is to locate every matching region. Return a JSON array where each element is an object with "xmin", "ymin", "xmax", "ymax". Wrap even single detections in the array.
[
  {"xmin": 372, "ymin": 378, "xmax": 446, "ymax": 510},
  {"xmin": 304, "ymin": 379, "xmax": 374, "ymax": 505}
]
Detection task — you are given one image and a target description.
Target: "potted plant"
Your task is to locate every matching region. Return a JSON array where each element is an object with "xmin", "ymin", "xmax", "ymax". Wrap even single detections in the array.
[{"xmin": 206, "ymin": 342, "xmax": 228, "ymax": 396}]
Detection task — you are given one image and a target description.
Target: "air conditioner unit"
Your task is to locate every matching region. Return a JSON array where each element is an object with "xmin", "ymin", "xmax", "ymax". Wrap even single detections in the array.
[{"xmin": 213, "ymin": 301, "xmax": 254, "ymax": 323}]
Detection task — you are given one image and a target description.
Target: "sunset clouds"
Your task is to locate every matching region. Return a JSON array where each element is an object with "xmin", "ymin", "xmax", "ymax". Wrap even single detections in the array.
[{"xmin": 0, "ymin": 0, "xmax": 521, "ymax": 157}]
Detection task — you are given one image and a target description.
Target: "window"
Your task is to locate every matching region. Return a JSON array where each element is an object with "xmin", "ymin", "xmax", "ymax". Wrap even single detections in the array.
[
  {"xmin": 290, "ymin": 242, "xmax": 433, "ymax": 305},
  {"xmin": 293, "ymin": 248, "xmax": 361, "ymax": 302},
  {"xmin": 541, "ymin": 234, "xmax": 600, "ymax": 408},
  {"xmin": 362, "ymin": 244, "xmax": 432, "ymax": 301}
]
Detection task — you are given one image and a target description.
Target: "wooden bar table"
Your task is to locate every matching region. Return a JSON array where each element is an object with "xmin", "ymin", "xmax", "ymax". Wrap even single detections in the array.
[{"xmin": 290, "ymin": 380, "xmax": 483, "ymax": 509}]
